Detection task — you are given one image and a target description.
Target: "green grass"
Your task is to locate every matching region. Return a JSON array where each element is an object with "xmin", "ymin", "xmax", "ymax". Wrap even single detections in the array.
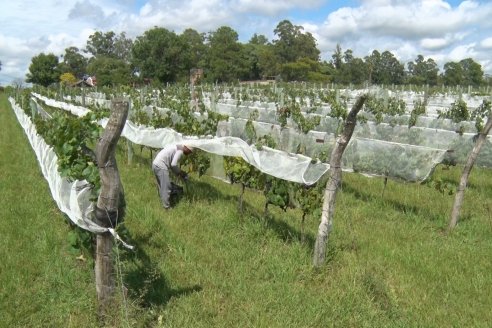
[{"xmin": 2, "ymin": 92, "xmax": 492, "ymax": 327}]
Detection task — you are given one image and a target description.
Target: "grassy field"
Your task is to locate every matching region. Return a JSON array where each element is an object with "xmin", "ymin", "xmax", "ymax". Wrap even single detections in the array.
[{"xmin": 2, "ymin": 92, "xmax": 492, "ymax": 327}]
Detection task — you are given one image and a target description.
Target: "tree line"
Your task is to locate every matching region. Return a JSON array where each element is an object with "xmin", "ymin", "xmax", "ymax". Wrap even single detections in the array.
[{"xmin": 24, "ymin": 19, "xmax": 489, "ymax": 87}]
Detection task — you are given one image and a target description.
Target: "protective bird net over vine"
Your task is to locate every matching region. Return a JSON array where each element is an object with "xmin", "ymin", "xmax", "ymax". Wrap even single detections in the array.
[
  {"xmin": 10, "ymin": 97, "xmax": 132, "ymax": 248},
  {"xmin": 32, "ymin": 85, "xmax": 492, "ymax": 183},
  {"xmin": 32, "ymin": 93, "xmax": 329, "ymax": 185}
]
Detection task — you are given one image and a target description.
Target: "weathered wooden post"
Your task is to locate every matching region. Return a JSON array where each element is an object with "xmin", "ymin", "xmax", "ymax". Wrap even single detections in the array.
[
  {"xmin": 81, "ymin": 86, "xmax": 86, "ymax": 107},
  {"xmin": 94, "ymin": 98, "xmax": 128, "ymax": 315},
  {"xmin": 313, "ymin": 94, "xmax": 367, "ymax": 268},
  {"xmin": 448, "ymin": 110, "xmax": 492, "ymax": 231}
]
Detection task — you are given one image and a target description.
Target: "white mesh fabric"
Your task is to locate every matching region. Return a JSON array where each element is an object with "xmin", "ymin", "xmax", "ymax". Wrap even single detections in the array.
[{"xmin": 10, "ymin": 97, "xmax": 133, "ymax": 248}]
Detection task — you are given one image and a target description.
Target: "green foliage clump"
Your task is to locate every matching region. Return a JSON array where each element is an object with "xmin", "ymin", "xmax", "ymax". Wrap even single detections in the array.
[
  {"xmin": 424, "ymin": 176, "xmax": 456, "ymax": 195},
  {"xmin": 409, "ymin": 98, "xmax": 427, "ymax": 128},
  {"xmin": 223, "ymin": 156, "xmax": 263, "ymax": 190},
  {"xmin": 471, "ymin": 99, "xmax": 491, "ymax": 132},
  {"xmin": 182, "ymin": 149, "xmax": 211, "ymax": 177},
  {"xmin": 33, "ymin": 109, "xmax": 102, "ymax": 199},
  {"xmin": 364, "ymin": 95, "xmax": 406, "ymax": 125},
  {"xmin": 264, "ymin": 176, "xmax": 291, "ymax": 211},
  {"xmin": 438, "ymin": 98, "xmax": 469, "ymax": 123}
]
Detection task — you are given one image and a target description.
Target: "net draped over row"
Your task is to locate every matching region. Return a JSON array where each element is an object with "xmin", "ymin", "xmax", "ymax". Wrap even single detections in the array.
[
  {"xmin": 33, "ymin": 89, "xmax": 492, "ymax": 183},
  {"xmin": 10, "ymin": 97, "xmax": 133, "ymax": 248},
  {"xmin": 32, "ymin": 93, "xmax": 329, "ymax": 185}
]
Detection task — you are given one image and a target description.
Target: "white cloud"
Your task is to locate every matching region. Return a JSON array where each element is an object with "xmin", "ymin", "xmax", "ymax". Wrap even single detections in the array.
[
  {"xmin": 420, "ymin": 38, "xmax": 450, "ymax": 50},
  {"xmin": 319, "ymin": 0, "xmax": 492, "ymax": 40},
  {"xmin": 314, "ymin": 1, "xmax": 492, "ymax": 72},
  {"xmin": 480, "ymin": 37, "xmax": 492, "ymax": 49},
  {"xmin": 235, "ymin": 0, "xmax": 322, "ymax": 15},
  {"xmin": 447, "ymin": 43, "xmax": 477, "ymax": 61},
  {"xmin": 420, "ymin": 32, "xmax": 468, "ymax": 51},
  {"xmin": 1, "ymin": 0, "xmax": 492, "ymax": 85}
]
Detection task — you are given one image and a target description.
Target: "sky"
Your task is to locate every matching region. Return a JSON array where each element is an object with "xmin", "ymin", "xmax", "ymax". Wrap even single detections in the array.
[{"xmin": 1, "ymin": 0, "xmax": 492, "ymax": 85}]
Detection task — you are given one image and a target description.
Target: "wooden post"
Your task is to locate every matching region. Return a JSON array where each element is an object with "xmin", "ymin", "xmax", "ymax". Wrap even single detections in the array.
[
  {"xmin": 313, "ymin": 94, "xmax": 367, "ymax": 268},
  {"xmin": 94, "ymin": 98, "xmax": 128, "ymax": 314},
  {"xmin": 448, "ymin": 110, "xmax": 492, "ymax": 231},
  {"xmin": 82, "ymin": 86, "xmax": 86, "ymax": 107},
  {"xmin": 127, "ymin": 101, "xmax": 133, "ymax": 165}
]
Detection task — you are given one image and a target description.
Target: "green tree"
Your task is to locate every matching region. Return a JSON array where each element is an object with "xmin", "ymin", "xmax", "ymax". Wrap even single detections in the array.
[
  {"xmin": 132, "ymin": 27, "xmax": 186, "ymax": 83},
  {"xmin": 179, "ymin": 28, "xmax": 207, "ymax": 73},
  {"xmin": 272, "ymin": 20, "xmax": 321, "ymax": 81},
  {"xmin": 84, "ymin": 31, "xmax": 133, "ymax": 84},
  {"xmin": 86, "ymin": 56, "xmax": 132, "ymax": 86},
  {"xmin": 85, "ymin": 31, "xmax": 116, "ymax": 57},
  {"xmin": 281, "ymin": 58, "xmax": 321, "ymax": 81},
  {"xmin": 58, "ymin": 47, "xmax": 87, "ymax": 79},
  {"xmin": 345, "ymin": 57, "xmax": 369, "ymax": 85},
  {"xmin": 273, "ymin": 20, "xmax": 319, "ymax": 64},
  {"xmin": 331, "ymin": 44, "xmax": 343, "ymax": 70},
  {"xmin": 249, "ymin": 33, "xmax": 268, "ymax": 46},
  {"xmin": 365, "ymin": 50, "xmax": 404, "ymax": 85},
  {"xmin": 256, "ymin": 44, "xmax": 278, "ymax": 79},
  {"xmin": 113, "ymin": 32, "xmax": 134, "ymax": 62},
  {"xmin": 407, "ymin": 55, "xmax": 439, "ymax": 85},
  {"xmin": 460, "ymin": 58, "xmax": 484, "ymax": 86},
  {"xmin": 26, "ymin": 53, "xmax": 60, "ymax": 87},
  {"xmin": 243, "ymin": 34, "xmax": 272, "ymax": 80},
  {"xmin": 85, "ymin": 30, "xmax": 132, "ymax": 61},
  {"xmin": 442, "ymin": 61, "xmax": 463, "ymax": 86},
  {"xmin": 332, "ymin": 47, "xmax": 369, "ymax": 84},
  {"xmin": 204, "ymin": 26, "xmax": 248, "ymax": 82}
]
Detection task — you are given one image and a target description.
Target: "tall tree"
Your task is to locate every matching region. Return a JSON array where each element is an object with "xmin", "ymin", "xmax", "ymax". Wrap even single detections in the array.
[
  {"xmin": 365, "ymin": 50, "xmax": 404, "ymax": 85},
  {"xmin": 331, "ymin": 47, "xmax": 369, "ymax": 84},
  {"xmin": 345, "ymin": 57, "xmax": 369, "ymax": 85},
  {"xmin": 85, "ymin": 31, "xmax": 116, "ymax": 58},
  {"xmin": 86, "ymin": 31, "xmax": 133, "ymax": 61},
  {"xmin": 113, "ymin": 32, "xmax": 134, "ymax": 63},
  {"xmin": 243, "ymin": 34, "xmax": 272, "ymax": 80},
  {"xmin": 442, "ymin": 61, "xmax": 463, "ymax": 86},
  {"xmin": 204, "ymin": 26, "xmax": 248, "ymax": 83},
  {"xmin": 87, "ymin": 56, "xmax": 132, "ymax": 86},
  {"xmin": 256, "ymin": 44, "xmax": 278, "ymax": 79},
  {"xmin": 58, "ymin": 46, "xmax": 87, "ymax": 78},
  {"xmin": 273, "ymin": 20, "xmax": 319, "ymax": 64},
  {"xmin": 84, "ymin": 31, "xmax": 133, "ymax": 84},
  {"xmin": 407, "ymin": 55, "xmax": 439, "ymax": 85},
  {"xmin": 459, "ymin": 58, "xmax": 484, "ymax": 86},
  {"xmin": 179, "ymin": 28, "xmax": 207, "ymax": 72},
  {"xmin": 26, "ymin": 53, "xmax": 59, "ymax": 87},
  {"xmin": 132, "ymin": 27, "xmax": 186, "ymax": 83},
  {"xmin": 281, "ymin": 57, "xmax": 326, "ymax": 82},
  {"xmin": 331, "ymin": 44, "xmax": 343, "ymax": 70},
  {"xmin": 249, "ymin": 33, "xmax": 268, "ymax": 46}
]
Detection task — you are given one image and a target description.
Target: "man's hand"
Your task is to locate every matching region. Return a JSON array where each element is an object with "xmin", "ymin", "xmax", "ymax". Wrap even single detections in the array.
[{"xmin": 180, "ymin": 171, "xmax": 189, "ymax": 181}]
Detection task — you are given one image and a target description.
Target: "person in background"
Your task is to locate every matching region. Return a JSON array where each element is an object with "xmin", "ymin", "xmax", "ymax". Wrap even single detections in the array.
[{"xmin": 152, "ymin": 144, "xmax": 193, "ymax": 209}]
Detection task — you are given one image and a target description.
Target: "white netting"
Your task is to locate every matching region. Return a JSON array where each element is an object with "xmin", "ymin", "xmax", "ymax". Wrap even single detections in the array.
[
  {"xmin": 33, "ymin": 90, "xmax": 492, "ymax": 183},
  {"xmin": 32, "ymin": 93, "xmax": 329, "ymax": 185},
  {"xmin": 9, "ymin": 97, "xmax": 133, "ymax": 248}
]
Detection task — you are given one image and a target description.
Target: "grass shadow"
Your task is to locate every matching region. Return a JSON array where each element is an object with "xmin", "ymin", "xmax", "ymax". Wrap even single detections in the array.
[
  {"xmin": 232, "ymin": 192, "xmax": 317, "ymax": 249},
  {"xmin": 118, "ymin": 229, "xmax": 202, "ymax": 308},
  {"xmin": 180, "ymin": 178, "xmax": 237, "ymax": 205},
  {"xmin": 341, "ymin": 183, "xmax": 444, "ymax": 222}
]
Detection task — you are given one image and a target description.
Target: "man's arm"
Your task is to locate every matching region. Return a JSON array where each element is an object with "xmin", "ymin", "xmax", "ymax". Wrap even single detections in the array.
[{"xmin": 170, "ymin": 150, "xmax": 184, "ymax": 175}]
